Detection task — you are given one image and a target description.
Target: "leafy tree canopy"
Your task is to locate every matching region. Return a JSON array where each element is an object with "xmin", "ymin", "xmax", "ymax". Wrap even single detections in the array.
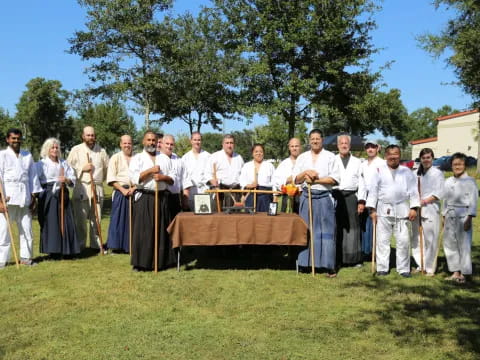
[{"xmin": 15, "ymin": 77, "xmax": 73, "ymax": 158}]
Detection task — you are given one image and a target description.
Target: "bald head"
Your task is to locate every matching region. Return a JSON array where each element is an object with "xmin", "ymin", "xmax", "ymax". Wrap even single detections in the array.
[
  {"xmin": 82, "ymin": 126, "xmax": 96, "ymax": 149},
  {"xmin": 288, "ymin": 137, "xmax": 302, "ymax": 159},
  {"xmin": 120, "ymin": 134, "xmax": 133, "ymax": 156}
]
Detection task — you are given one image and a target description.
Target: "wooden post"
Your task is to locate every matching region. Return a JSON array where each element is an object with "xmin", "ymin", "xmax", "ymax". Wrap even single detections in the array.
[{"xmin": 307, "ymin": 184, "xmax": 315, "ymax": 277}]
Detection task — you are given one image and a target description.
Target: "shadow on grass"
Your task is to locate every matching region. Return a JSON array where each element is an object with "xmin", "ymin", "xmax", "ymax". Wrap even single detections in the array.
[
  {"xmin": 181, "ymin": 245, "xmax": 302, "ymax": 271},
  {"xmin": 342, "ymin": 243, "xmax": 480, "ymax": 357}
]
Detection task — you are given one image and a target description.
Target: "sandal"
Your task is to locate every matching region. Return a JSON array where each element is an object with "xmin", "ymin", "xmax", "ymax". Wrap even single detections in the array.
[
  {"xmin": 326, "ymin": 272, "xmax": 337, "ymax": 278},
  {"xmin": 454, "ymin": 276, "xmax": 466, "ymax": 284}
]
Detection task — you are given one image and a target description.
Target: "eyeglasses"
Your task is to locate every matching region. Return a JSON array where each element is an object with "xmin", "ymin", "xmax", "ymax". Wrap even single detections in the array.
[{"xmin": 365, "ymin": 144, "xmax": 378, "ymax": 149}]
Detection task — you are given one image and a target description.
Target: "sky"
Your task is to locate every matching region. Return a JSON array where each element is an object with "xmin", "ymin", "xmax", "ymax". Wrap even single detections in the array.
[{"xmin": 0, "ymin": 1, "xmax": 473, "ymax": 139}]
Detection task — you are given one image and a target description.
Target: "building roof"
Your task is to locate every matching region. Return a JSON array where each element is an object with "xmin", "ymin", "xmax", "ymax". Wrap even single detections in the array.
[
  {"xmin": 436, "ymin": 109, "xmax": 479, "ymax": 122},
  {"xmin": 409, "ymin": 136, "xmax": 438, "ymax": 145}
]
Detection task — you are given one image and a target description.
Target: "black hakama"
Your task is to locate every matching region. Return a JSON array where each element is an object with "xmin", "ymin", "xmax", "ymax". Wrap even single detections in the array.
[
  {"xmin": 131, "ymin": 191, "xmax": 175, "ymax": 270},
  {"xmin": 106, "ymin": 190, "xmax": 130, "ymax": 252},
  {"xmin": 38, "ymin": 183, "xmax": 80, "ymax": 255},
  {"xmin": 333, "ymin": 190, "xmax": 362, "ymax": 265}
]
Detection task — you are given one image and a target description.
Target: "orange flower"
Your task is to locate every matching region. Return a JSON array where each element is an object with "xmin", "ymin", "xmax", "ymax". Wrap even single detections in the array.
[{"xmin": 284, "ymin": 183, "xmax": 299, "ymax": 197}]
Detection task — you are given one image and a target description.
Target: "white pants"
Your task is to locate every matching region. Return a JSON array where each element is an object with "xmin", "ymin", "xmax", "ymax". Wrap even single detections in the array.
[
  {"xmin": 376, "ymin": 216, "xmax": 411, "ymax": 274},
  {"xmin": 0, "ymin": 205, "xmax": 34, "ymax": 264},
  {"xmin": 443, "ymin": 215, "xmax": 472, "ymax": 275},
  {"xmin": 411, "ymin": 204, "xmax": 440, "ymax": 273}
]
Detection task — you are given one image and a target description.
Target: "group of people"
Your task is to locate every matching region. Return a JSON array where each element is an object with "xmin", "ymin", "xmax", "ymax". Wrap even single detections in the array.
[{"xmin": 0, "ymin": 127, "xmax": 476, "ymax": 283}]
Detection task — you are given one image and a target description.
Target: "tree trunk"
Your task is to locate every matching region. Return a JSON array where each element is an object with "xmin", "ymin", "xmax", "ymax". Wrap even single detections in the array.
[
  {"xmin": 144, "ymin": 101, "xmax": 150, "ymax": 130},
  {"xmin": 287, "ymin": 96, "xmax": 296, "ymax": 139}
]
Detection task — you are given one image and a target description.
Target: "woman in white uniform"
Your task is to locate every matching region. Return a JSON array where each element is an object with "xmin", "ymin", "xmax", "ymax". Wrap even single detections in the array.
[{"xmin": 443, "ymin": 152, "xmax": 478, "ymax": 284}]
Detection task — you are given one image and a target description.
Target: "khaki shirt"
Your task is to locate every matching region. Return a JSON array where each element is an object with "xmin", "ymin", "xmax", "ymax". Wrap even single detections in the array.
[
  {"xmin": 107, "ymin": 152, "xmax": 131, "ymax": 187},
  {"xmin": 67, "ymin": 143, "xmax": 109, "ymax": 185}
]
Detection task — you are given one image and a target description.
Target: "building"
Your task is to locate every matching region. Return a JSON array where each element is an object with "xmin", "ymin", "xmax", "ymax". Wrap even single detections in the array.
[{"xmin": 410, "ymin": 109, "xmax": 479, "ymax": 159}]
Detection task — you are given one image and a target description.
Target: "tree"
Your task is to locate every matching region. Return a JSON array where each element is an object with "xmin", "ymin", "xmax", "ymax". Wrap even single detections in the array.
[
  {"xmin": 74, "ymin": 101, "xmax": 137, "ymax": 154},
  {"xmin": 312, "ymin": 88, "xmax": 409, "ymax": 140},
  {"xmin": 419, "ymin": 1, "xmax": 480, "ymax": 102},
  {"xmin": 255, "ymin": 116, "xmax": 307, "ymax": 160},
  {"xmin": 419, "ymin": 1, "xmax": 480, "ymax": 169},
  {"xmin": 151, "ymin": 12, "xmax": 244, "ymax": 134},
  {"xmin": 0, "ymin": 108, "xmax": 19, "ymax": 143},
  {"xmin": 69, "ymin": 0, "xmax": 173, "ymax": 129},
  {"xmin": 211, "ymin": 0, "xmax": 381, "ymax": 139},
  {"xmin": 15, "ymin": 78, "xmax": 73, "ymax": 158},
  {"xmin": 200, "ymin": 132, "xmax": 225, "ymax": 154}
]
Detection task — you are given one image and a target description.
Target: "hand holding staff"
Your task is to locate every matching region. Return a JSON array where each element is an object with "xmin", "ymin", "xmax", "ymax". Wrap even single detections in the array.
[
  {"xmin": 86, "ymin": 153, "xmax": 104, "ymax": 256},
  {"xmin": 0, "ymin": 179, "xmax": 19, "ymax": 269},
  {"xmin": 307, "ymin": 183, "xmax": 315, "ymax": 277},
  {"xmin": 154, "ymin": 180, "xmax": 159, "ymax": 273}
]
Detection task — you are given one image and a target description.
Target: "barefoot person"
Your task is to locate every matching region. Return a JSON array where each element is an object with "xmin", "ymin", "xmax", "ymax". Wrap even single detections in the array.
[{"xmin": 443, "ymin": 152, "xmax": 477, "ymax": 283}]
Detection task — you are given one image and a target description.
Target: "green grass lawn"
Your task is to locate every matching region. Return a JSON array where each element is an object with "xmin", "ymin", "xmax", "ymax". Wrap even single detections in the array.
[{"xmin": 0, "ymin": 186, "xmax": 479, "ymax": 359}]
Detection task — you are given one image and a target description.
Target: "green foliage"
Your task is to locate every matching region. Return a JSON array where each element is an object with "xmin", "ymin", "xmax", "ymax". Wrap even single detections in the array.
[
  {"xmin": 69, "ymin": 0, "xmax": 173, "ymax": 128},
  {"xmin": 74, "ymin": 101, "xmax": 137, "ymax": 155},
  {"xmin": 255, "ymin": 116, "xmax": 307, "ymax": 160},
  {"xmin": 419, "ymin": 0, "xmax": 480, "ymax": 101},
  {"xmin": 199, "ymin": 132, "xmax": 225, "ymax": 154},
  {"xmin": 211, "ymin": 0, "xmax": 382, "ymax": 139},
  {"xmin": 151, "ymin": 12, "xmax": 244, "ymax": 134},
  {"xmin": 0, "ymin": 107, "xmax": 19, "ymax": 144},
  {"xmin": 14, "ymin": 78, "xmax": 73, "ymax": 158},
  {"xmin": 172, "ymin": 133, "xmax": 191, "ymax": 157}
]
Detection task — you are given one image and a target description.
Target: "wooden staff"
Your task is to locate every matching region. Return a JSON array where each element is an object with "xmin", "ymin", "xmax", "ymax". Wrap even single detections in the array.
[
  {"xmin": 86, "ymin": 154, "xmax": 104, "ymax": 256},
  {"xmin": 0, "ymin": 180, "xmax": 19, "ymax": 269},
  {"xmin": 213, "ymin": 163, "xmax": 221, "ymax": 212},
  {"xmin": 432, "ymin": 217, "xmax": 445, "ymax": 274},
  {"xmin": 129, "ymin": 183, "xmax": 133, "ymax": 259},
  {"xmin": 60, "ymin": 166, "xmax": 65, "ymax": 238},
  {"xmin": 154, "ymin": 180, "xmax": 158, "ymax": 273},
  {"xmin": 205, "ymin": 189, "xmax": 282, "ymax": 195},
  {"xmin": 371, "ymin": 220, "xmax": 377, "ymax": 274},
  {"xmin": 253, "ymin": 167, "xmax": 258, "ymax": 213},
  {"xmin": 417, "ymin": 177, "xmax": 425, "ymax": 274},
  {"xmin": 307, "ymin": 183, "xmax": 315, "ymax": 277}
]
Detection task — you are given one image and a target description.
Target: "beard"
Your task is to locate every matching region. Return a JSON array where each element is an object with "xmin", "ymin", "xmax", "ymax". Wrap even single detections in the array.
[{"xmin": 144, "ymin": 145, "xmax": 156, "ymax": 153}]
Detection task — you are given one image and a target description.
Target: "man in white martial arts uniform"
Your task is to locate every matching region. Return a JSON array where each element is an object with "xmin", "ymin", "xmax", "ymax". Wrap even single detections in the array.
[
  {"xmin": 333, "ymin": 135, "xmax": 363, "ymax": 267},
  {"xmin": 0, "ymin": 128, "xmax": 42, "ymax": 267},
  {"xmin": 293, "ymin": 129, "xmax": 340, "ymax": 276},
  {"xmin": 67, "ymin": 126, "xmax": 109, "ymax": 251},
  {"xmin": 206, "ymin": 134, "xmax": 244, "ymax": 208},
  {"xmin": 273, "ymin": 138, "xmax": 302, "ymax": 211},
  {"xmin": 357, "ymin": 140, "xmax": 385, "ymax": 258},
  {"xmin": 411, "ymin": 148, "xmax": 444, "ymax": 276},
  {"xmin": 366, "ymin": 145, "xmax": 420, "ymax": 277},
  {"xmin": 161, "ymin": 135, "xmax": 184, "ymax": 218},
  {"xmin": 181, "ymin": 132, "xmax": 211, "ymax": 210}
]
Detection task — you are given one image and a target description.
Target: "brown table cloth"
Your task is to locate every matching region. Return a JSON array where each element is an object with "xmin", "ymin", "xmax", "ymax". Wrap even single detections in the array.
[{"xmin": 167, "ymin": 212, "xmax": 307, "ymax": 248}]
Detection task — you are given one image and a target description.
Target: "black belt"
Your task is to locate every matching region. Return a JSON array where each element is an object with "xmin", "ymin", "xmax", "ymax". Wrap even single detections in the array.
[{"xmin": 138, "ymin": 189, "xmax": 166, "ymax": 195}]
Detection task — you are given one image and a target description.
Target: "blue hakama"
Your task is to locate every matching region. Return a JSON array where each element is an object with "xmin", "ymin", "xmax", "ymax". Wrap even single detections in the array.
[
  {"xmin": 245, "ymin": 186, "xmax": 273, "ymax": 212},
  {"xmin": 360, "ymin": 211, "xmax": 373, "ymax": 254},
  {"xmin": 298, "ymin": 189, "xmax": 336, "ymax": 270},
  {"xmin": 106, "ymin": 190, "xmax": 131, "ymax": 252}
]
